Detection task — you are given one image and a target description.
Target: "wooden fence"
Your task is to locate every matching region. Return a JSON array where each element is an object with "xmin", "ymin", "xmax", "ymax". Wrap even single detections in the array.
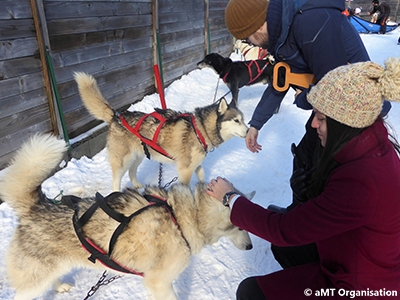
[{"xmin": 0, "ymin": 0, "xmax": 234, "ymax": 170}]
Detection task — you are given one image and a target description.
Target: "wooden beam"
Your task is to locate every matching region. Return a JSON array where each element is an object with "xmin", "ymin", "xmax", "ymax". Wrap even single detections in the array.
[
  {"xmin": 152, "ymin": 0, "xmax": 159, "ymax": 89},
  {"xmin": 30, "ymin": 0, "xmax": 65, "ymax": 139},
  {"xmin": 204, "ymin": 0, "xmax": 210, "ymax": 55}
]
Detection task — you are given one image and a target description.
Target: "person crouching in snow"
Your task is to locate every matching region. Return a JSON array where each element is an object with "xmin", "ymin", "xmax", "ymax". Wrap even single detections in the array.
[{"xmin": 207, "ymin": 57, "xmax": 400, "ymax": 300}]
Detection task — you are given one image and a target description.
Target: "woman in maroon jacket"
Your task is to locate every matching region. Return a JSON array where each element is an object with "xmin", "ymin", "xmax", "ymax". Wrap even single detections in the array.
[{"xmin": 207, "ymin": 58, "xmax": 400, "ymax": 299}]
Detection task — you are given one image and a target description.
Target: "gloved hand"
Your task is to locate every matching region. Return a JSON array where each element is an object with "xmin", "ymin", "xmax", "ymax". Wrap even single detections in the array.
[
  {"xmin": 290, "ymin": 142, "xmax": 314, "ymax": 203},
  {"xmin": 290, "ymin": 167, "xmax": 308, "ymax": 203}
]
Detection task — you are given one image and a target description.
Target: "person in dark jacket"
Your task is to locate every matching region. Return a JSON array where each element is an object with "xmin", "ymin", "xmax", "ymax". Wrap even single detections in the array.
[
  {"xmin": 224, "ymin": 0, "xmax": 391, "ymax": 268},
  {"xmin": 207, "ymin": 57, "xmax": 400, "ymax": 300},
  {"xmin": 368, "ymin": 0, "xmax": 391, "ymax": 34}
]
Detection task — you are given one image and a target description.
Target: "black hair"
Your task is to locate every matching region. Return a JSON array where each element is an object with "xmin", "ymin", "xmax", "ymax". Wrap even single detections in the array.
[
  {"xmin": 307, "ymin": 117, "xmax": 365, "ymax": 198},
  {"xmin": 307, "ymin": 116, "xmax": 400, "ymax": 198}
]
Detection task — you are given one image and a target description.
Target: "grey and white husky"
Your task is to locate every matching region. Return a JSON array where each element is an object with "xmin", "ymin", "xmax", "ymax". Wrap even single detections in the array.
[
  {"xmin": 0, "ymin": 134, "xmax": 253, "ymax": 300},
  {"xmin": 74, "ymin": 72, "xmax": 249, "ymax": 191}
]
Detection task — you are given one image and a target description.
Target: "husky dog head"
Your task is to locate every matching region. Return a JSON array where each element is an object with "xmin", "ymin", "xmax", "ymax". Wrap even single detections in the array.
[
  {"xmin": 218, "ymin": 98, "xmax": 249, "ymax": 140},
  {"xmin": 194, "ymin": 182, "xmax": 253, "ymax": 251}
]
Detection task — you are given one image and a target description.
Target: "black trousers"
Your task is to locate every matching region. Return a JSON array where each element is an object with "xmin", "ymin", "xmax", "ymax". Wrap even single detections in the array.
[
  {"xmin": 377, "ymin": 14, "xmax": 390, "ymax": 34},
  {"xmin": 237, "ymin": 277, "xmax": 267, "ymax": 300},
  {"xmin": 272, "ymin": 112, "xmax": 321, "ymax": 269}
]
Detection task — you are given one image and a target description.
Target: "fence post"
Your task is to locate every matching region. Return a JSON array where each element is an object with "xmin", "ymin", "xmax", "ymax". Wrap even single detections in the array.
[
  {"xmin": 204, "ymin": 0, "xmax": 210, "ymax": 55},
  {"xmin": 30, "ymin": 0, "xmax": 69, "ymax": 144}
]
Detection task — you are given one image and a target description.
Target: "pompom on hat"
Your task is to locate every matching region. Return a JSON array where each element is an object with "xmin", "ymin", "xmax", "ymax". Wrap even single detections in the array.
[
  {"xmin": 308, "ymin": 57, "xmax": 400, "ymax": 128},
  {"xmin": 225, "ymin": 0, "xmax": 269, "ymax": 39}
]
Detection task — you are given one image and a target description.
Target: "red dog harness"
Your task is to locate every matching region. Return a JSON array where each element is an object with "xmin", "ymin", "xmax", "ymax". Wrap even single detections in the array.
[
  {"xmin": 222, "ymin": 60, "xmax": 270, "ymax": 85},
  {"xmin": 61, "ymin": 192, "xmax": 190, "ymax": 276},
  {"xmin": 118, "ymin": 111, "xmax": 208, "ymax": 159}
]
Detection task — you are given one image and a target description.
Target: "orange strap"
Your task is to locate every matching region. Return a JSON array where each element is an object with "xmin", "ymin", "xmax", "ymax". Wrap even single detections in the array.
[{"xmin": 272, "ymin": 62, "xmax": 316, "ymax": 92}]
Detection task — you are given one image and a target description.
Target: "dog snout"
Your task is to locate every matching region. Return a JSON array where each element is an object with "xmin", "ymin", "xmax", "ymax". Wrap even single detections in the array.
[
  {"xmin": 246, "ymin": 243, "xmax": 253, "ymax": 250},
  {"xmin": 197, "ymin": 61, "xmax": 205, "ymax": 68}
]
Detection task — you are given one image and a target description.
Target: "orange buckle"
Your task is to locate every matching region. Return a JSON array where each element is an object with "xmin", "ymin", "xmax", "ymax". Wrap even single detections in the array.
[{"xmin": 272, "ymin": 62, "xmax": 316, "ymax": 92}]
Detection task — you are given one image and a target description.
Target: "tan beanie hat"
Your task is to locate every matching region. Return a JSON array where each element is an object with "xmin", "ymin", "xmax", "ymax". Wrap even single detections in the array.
[
  {"xmin": 308, "ymin": 57, "xmax": 400, "ymax": 128},
  {"xmin": 225, "ymin": 0, "xmax": 269, "ymax": 39}
]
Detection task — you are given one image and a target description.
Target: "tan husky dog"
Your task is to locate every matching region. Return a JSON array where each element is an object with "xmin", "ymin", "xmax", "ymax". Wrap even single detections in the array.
[
  {"xmin": 0, "ymin": 134, "xmax": 253, "ymax": 300},
  {"xmin": 74, "ymin": 72, "xmax": 249, "ymax": 191}
]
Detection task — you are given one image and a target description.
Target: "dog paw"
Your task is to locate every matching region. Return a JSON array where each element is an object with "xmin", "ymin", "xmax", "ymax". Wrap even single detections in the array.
[
  {"xmin": 56, "ymin": 283, "xmax": 73, "ymax": 293},
  {"xmin": 133, "ymin": 183, "xmax": 144, "ymax": 189},
  {"xmin": 53, "ymin": 280, "xmax": 73, "ymax": 293}
]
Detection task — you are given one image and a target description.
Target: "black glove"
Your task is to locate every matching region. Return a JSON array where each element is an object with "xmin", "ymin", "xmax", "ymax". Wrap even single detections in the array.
[
  {"xmin": 290, "ymin": 143, "xmax": 314, "ymax": 203},
  {"xmin": 291, "ymin": 142, "xmax": 305, "ymax": 169},
  {"xmin": 290, "ymin": 167, "xmax": 308, "ymax": 203}
]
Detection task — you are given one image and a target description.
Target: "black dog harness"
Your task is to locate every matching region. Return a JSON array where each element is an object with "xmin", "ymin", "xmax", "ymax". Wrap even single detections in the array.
[
  {"xmin": 61, "ymin": 192, "xmax": 190, "ymax": 276},
  {"xmin": 117, "ymin": 111, "xmax": 208, "ymax": 160}
]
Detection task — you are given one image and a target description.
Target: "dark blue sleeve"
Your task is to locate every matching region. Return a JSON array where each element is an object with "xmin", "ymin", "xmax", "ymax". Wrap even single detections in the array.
[
  {"xmin": 293, "ymin": 87, "xmax": 313, "ymax": 110},
  {"xmin": 249, "ymin": 84, "xmax": 287, "ymax": 130}
]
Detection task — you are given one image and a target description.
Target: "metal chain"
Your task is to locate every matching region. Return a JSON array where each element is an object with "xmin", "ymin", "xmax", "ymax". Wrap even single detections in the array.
[
  {"xmin": 83, "ymin": 271, "xmax": 123, "ymax": 300},
  {"xmin": 213, "ymin": 78, "xmax": 220, "ymax": 102},
  {"xmin": 51, "ymin": 190, "xmax": 64, "ymax": 204},
  {"xmin": 158, "ymin": 163, "xmax": 163, "ymax": 187},
  {"xmin": 163, "ymin": 176, "xmax": 178, "ymax": 189},
  {"xmin": 158, "ymin": 163, "xmax": 178, "ymax": 189},
  {"xmin": 213, "ymin": 78, "xmax": 231, "ymax": 103}
]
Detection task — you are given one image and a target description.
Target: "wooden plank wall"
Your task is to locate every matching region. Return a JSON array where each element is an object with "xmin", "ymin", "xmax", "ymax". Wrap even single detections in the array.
[
  {"xmin": 209, "ymin": 0, "xmax": 234, "ymax": 55},
  {"xmin": 0, "ymin": 0, "xmax": 232, "ymax": 170},
  {"xmin": 158, "ymin": 0, "xmax": 232, "ymax": 86},
  {"xmin": 0, "ymin": 0, "xmax": 53, "ymax": 168},
  {"xmin": 47, "ymin": 0, "xmax": 155, "ymax": 137}
]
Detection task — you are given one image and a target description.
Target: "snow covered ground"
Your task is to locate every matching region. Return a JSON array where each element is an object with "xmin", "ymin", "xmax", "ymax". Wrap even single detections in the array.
[{"xmin": 0, "ymin": 29, "xmax": 399, "ymax": 300}]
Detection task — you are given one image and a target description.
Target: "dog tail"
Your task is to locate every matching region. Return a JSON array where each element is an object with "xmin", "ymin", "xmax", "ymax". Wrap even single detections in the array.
[
  {"xmin": 74, "ymin": 72, "xmax": 114, "ymax": 123},
  {"xmin": 0, "ymin": 134, "xmax": 67, "ymax": 216}
]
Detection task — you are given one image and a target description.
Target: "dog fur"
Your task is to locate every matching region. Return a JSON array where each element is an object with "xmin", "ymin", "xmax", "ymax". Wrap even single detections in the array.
[
  {"xmin": 197, "ymin": 53, "xmax": 274, "ymax": 106},
  {"xmin": 74, "ymin": 72, "xmax": 249, "ymax": 191},
  {"xmin": 0, "ymin": 133, "xmax": 253, "ymax": 300},
  {"xmin": 234, "ymin": 40, "xmax": 269, "ymax": 60}
]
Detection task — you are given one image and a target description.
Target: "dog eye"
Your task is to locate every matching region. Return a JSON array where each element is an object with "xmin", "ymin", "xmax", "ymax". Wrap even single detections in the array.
[{"xmin": 234, "ymin": 119, "xmax": 240, "ymax": 123}]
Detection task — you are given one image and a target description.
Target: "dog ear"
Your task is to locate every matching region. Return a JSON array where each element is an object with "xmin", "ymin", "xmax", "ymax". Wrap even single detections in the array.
[
  {"xmin": 218, "ymin": 97, "xmax": 229, "ymax": 114},
  {"xmin": 233, "ymin": 189, "xmax": 256, "ymax": 200},
  {"xmin": 244, "ymin": 190, "xmax": 256, "ymax": 200}
]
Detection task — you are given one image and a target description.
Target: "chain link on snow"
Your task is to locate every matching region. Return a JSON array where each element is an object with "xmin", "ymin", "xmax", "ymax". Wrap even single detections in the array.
[
  {"xmin": 83, "ymin": 271, "xmax": 123, "ymax": 300},
  {"xmin": 51, "ymin": 190, "xmax": 64, "ymax": 204}
]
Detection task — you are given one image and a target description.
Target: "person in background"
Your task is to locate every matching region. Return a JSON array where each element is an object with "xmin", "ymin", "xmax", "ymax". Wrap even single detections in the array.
[
  {"xmin": 368, "ymin": 0, "xmax": 391, "ymax": 34},
  {"xmin": 224, "ymin": 0, "xmax": 391, "ymax": 269},
  {"xmin": 207, "ymin": 57, "xmax": 400, "ymax": 300}
]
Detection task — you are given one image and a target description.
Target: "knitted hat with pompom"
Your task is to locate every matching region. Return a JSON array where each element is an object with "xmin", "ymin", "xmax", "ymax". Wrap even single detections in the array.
[
  {"xmin": 225, "ymin": 0, "xmax": 269, "ymax": 39},
  {"xmin": 308, "ymin": 57, "xmax": 400, "ymax": 128}
]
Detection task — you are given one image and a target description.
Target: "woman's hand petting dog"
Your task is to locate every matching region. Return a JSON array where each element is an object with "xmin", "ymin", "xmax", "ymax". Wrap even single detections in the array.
[
  {"xmin": 206, "ymin": 177, "xmax": 235, "ymax": 202},
  {"xmin": 246, "ymin": 127, "xmax": 263, "ymax": 153}
]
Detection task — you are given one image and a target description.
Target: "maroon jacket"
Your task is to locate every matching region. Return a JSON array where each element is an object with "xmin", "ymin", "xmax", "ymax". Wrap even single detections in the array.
[{"xmin": 231, "ymin": 120, "xmax": 400, "ymax": 299}]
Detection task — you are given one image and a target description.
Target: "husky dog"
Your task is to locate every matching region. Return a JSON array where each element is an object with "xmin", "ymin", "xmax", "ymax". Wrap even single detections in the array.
[
  {"xmin": 0, "ymin": 134, "xmax": 253, "ymax": 300},
  {"xmin": 234, "ymin": 39, "xmax": 269, "ymax": 60},
  {"xmin": 74, "ymin": 72, "xmax": 249, "ymax": 191},
  {"xmin": 197, "ymin": 53, "xmax": 274, "ymax": 106}
]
